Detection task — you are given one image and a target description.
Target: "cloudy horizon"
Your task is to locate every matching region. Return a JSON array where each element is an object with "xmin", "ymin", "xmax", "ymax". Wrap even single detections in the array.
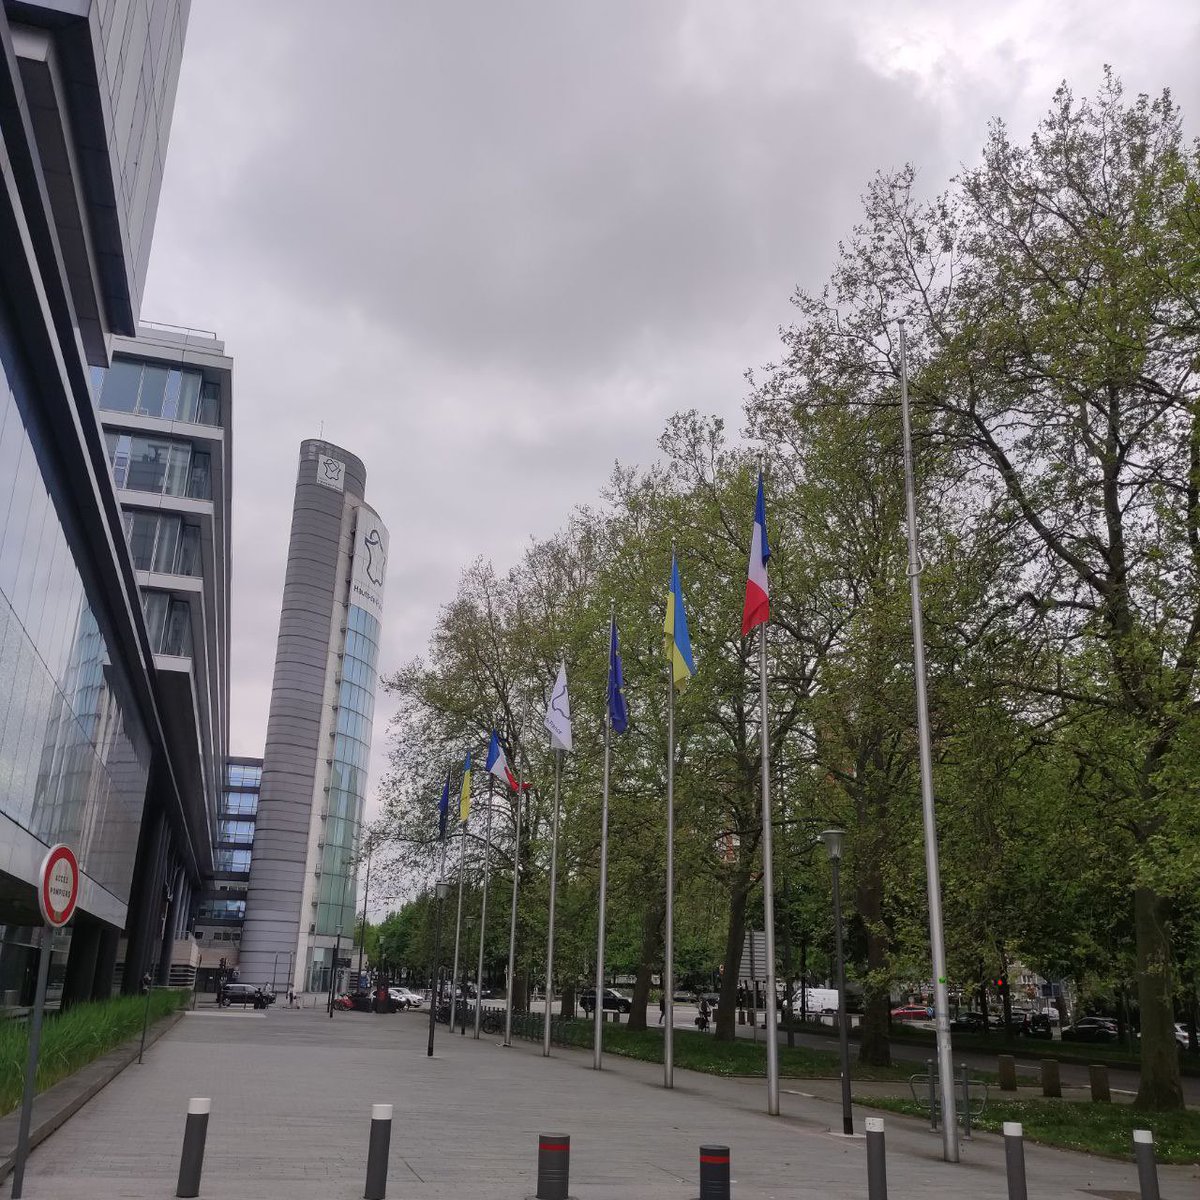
[{"xmin": 139, "ymin": 0, "xmax": 1200, "ymax": 847}]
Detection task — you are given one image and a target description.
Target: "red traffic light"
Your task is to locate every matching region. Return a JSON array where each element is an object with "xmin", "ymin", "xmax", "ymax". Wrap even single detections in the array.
[{"xmin": 994, "ymin": 977, "xmax": 1006, "ymax": 989}]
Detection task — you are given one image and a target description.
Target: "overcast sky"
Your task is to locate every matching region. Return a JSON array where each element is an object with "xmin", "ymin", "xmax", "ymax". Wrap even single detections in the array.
[{"xmin": 141, "ymin": 0, "xmax": 1200, "ymax": 838}]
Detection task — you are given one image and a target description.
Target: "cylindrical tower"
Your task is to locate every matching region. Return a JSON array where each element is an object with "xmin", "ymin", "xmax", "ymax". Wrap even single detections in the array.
[{"xmin": 238, "ymin": 440, "xmax": 388, "ymax": 994}]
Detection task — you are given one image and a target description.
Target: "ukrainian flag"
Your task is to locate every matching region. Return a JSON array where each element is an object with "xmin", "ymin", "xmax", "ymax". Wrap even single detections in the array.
[
  {"xmin": 664, "ymin": 555, "xmax": 696, "ymax": 689},
  {"xmin": 459, "ymin": 750, "xmax": 472, "ymax": 824}
]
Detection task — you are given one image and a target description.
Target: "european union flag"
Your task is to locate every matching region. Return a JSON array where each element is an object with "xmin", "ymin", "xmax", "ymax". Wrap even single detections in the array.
[
  {"xmin": 608, "ymin": 618, "xmax": 628, "ymax": 734},
  {"xmin": 437, "ymin": 771, "xmax": 450, "ymax": 841}
]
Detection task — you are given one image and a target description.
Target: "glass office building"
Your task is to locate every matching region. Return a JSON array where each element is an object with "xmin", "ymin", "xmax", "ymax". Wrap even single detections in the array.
[
  {"xmin": 193, "ymin": 757, "xmax": 262, "ymax": 991},
  {"xmin": 238, "ymin": 441, "xmax": 388, "ymax": 997},
  {"xmin": 0, "ymin": 0, "xmax": 197, "ymax": 1005}
]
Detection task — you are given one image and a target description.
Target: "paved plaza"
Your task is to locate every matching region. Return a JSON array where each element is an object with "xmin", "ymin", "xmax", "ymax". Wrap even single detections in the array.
[{"xmin": 14, "ymin": 1004, "xmax": 1198, "ymax": 1199}]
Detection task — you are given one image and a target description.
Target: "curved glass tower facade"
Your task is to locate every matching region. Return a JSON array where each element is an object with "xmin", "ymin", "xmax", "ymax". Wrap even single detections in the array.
[{"xmin": 314, "ymin": 604, "xmax": 380, "ymax": 940}]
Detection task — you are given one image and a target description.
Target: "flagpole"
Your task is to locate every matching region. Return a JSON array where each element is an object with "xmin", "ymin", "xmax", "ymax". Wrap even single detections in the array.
[
  {"xmin": 504, "ymin": 754, "xmax": 523, "ymax": 1048},
  {"xmin": 437, "ymin": 835, "xmax": 448, "ymax": 1009},
  {"xmin": 899, "ymin": 318, "xmax": 959, "ymax": 1162},
  {"xmin": 593, "ymin": 617, "xmax": 614, "ymax": 1070},
  {"xmin": 473, "ymin": 775, "xmax": 494, "ymax": 1039},
  {"xmin": 450, "ymin": 819, "xmax": 466, "ymax": 1034},
  {"xmin": 664, "ymin": 652, "xmax": 675, "ymax": 1090},
  {"xmin": 759, "ymin": 622, "xmax": 780, "ymax": 1115},
  {"xmin": 543, "ymin": 749, "xmax": 561, "ymax": 1057}
]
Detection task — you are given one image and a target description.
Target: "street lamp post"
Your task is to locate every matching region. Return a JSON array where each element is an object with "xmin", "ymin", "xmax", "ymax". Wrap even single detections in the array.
[
  {"xmin": 820, "ymin": 829, "xmax": 853, "ymax": 1136},
  {"xmin": 427, "ymin": 879, "xmax": 451, "ymax": 1057},
  {"xmin": 327, "ymin": 924, "xmax": 344, "ymax": 1018}
]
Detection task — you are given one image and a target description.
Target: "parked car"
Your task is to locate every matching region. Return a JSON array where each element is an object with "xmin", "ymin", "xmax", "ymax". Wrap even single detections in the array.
[
  {"xmin": 389, "ymin": 987, "xmax": 423, "ymax": 1009},
  {"xmin": 1175, "ymin": 1022, "xmax": 1192, "ymax": 1050},
  {"xmin": 949, "ymin": 1011, "xmax": 988, "ymax": 1033},
  {"xmin": 1062, "ymin": 1021, "xmax": 1118, "ymax": 1043},
  {"xmin": 219, "ymin": 982, "xmax": 269, "ymax": 1009},
  {"xmin": 1028, "ymin": 1013, "xmax": 1054, "ymax": 1040},
  {"xmin": 891, "ymin": 1004, "xmax": 933, "ymax": 1022},
  {"xmin": 580, "ymin": 988, "xmax": 633, "ymax": 1014},
  {"xmin": 1075, "ymin": 1015, "xmax": 1118, "ymax": 1032}
]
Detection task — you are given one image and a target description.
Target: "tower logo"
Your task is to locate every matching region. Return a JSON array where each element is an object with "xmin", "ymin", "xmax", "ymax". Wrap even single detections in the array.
[
  {"xmin": 363, "ymin": 528, "xmax": 386, "ymax": 586},
  {"xmin": 316, "ymin": 455, "xmax": 345, "ymax": 491}
]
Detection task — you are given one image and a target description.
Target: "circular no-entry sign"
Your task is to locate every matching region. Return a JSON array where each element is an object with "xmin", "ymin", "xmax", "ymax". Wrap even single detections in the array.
[{"xmin": 39, "ymin": 844, "xmax": 79, "ymax": 927}]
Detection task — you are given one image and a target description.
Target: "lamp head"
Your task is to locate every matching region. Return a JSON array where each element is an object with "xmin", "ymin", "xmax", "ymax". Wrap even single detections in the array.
[
  {"xmin": 435, "ymin": 879, "xmax": 451, "ymax": 901},
  {"xmin": 818, "ymin": 828, "xmax": 846, "ymax": 862}
]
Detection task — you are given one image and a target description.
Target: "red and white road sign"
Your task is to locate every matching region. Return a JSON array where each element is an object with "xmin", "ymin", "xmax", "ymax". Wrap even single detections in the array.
[{"xmin": 39, "ymin": 844, "xmax": 79, "ymax": 927}]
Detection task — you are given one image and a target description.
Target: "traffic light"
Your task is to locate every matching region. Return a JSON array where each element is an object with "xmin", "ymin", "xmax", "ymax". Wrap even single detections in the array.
[{"xmin": 994, "ymin": 976, "xmax": 1007, "ymax": 992}]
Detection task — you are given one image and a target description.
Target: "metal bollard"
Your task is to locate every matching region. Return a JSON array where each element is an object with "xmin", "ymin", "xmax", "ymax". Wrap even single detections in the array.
[
  {"xmin": 1089, "ymin": 1063, "xmax": 1111, "ymax": 1102},
  {"xmin": 1040, "ymin": 1058, "xmax": 1061, "ymax": 1098},
  {"xmin": 865, "ymin": 1117, "xmax": 887, "ymax": 1200},
  {"xmin": 1132, "ymin": 1129, "xmax": 1160, "ymax": 1200},
  {"xmin": 536, "ymin": 1133, "xmax": 570, "ymax": 1200},
  {"xmin": 1003, "ymin": 1122, "xmax": 1028, "ymax": 1200},
  {"xmin": 176, "ymin": 1097, "xmax": 210, "ymax": 1199},
  {"xmin": 960, "ymin": 1063, "xmax": 972, "ymax": 1139},
  {"xmin": 997, "ymin": 1053, "xmax": 1017, "ymax": 1091},
  {"xmin": 364, "ymin": 1103, "xmax": 392, "ymax": 1200},
  {"xmin": 699, "ymin": 1145, "xmax": 730, "ymax": 1200}
]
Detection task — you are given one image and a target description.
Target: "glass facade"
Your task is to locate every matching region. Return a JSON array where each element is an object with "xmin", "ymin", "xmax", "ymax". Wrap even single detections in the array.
[
  {"xmin": 312, "ymin": 604, "xmax": 380, "ymax": 943},
  {"xmin": 122, "ymin": 509, "xmax": 201, "ymax": 576},
  {"xmin": 0, "ymin": 299, "xmax": 153, "ymax": 907},
  {"xmin": 195, "ymin": 759, "xmax": 262, "ymax": 963},
  {"xmin": 141, "ymin": 591, "xmax": 192, "ymax": 658},
  {"xmin": 94, "ymin": 357, "xmax": 220, "ymax": 425},
  {"xmin": 104, "ymin": 431, "xmax": 212, "ymax": 500}
]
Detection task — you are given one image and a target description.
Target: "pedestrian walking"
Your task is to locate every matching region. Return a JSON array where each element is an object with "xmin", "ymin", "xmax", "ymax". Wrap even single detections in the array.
[{"xmin": 659, "ymin": 994, "xmax": 665, "ymax": 1025}]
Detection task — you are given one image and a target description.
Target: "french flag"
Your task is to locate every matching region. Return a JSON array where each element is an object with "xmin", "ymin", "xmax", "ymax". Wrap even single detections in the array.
[
  {"xmin": 485, "ymin": 730, "xmax": 519, "ymax": 791},
  {"xmin": 741, "ymin": 472, "xmax": 770, "ymax": 636}
]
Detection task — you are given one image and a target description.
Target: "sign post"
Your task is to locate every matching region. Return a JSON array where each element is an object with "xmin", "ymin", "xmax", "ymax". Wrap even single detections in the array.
[{"xmin": 12, "ymin": 844, "xmax": 79, "ymax": 1197}]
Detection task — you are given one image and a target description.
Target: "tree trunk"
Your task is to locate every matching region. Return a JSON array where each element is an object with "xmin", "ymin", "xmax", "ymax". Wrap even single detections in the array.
[
  {"xmin": 561, "ymin": 979, "xmax": 576, "ymax": 1021},
  {"xmin": 628, "ymin": 899, "xmax": 664, "ymax": 1032},
  {"xmin": 1134, "ymin": 886, "xmax": 1184, "ymax": 1110},
  {"xmin": 855, "ymin": 867, "xmax": 891, "ymax": 1066},
  {"xmin": 715, "ymin": 859, "xmax": 753, "ymax": 1041},
  {"xmin": 978, "ymin": 962, "xmax": 990, "ymax": 1034}
]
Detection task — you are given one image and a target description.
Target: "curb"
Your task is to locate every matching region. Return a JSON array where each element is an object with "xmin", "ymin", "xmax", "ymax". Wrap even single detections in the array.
[{"xmin": 0, "ymin": 1007, "xmax": 186, "ymax": 1181}]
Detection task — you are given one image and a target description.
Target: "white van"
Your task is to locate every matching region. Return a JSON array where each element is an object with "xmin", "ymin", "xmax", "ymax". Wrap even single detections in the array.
[{"xmin": 791, "ymin": 986, "xmax": 840, "ymax": 1013}]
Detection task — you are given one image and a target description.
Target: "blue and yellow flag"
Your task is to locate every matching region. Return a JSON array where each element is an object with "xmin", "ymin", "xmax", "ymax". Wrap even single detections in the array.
[
  {"xmin": 664, "ymin": 555, "xmax": 696, "ymax": 689},
  {"xmin": 459, "ymin": 750, "xmax": 472, "ymax": 824}
]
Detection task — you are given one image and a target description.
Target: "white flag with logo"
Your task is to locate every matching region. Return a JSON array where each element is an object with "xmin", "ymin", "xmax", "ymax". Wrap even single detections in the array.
[{"xmin": 544, "ymin": 662, "xmax": 573, "ymax": 752}]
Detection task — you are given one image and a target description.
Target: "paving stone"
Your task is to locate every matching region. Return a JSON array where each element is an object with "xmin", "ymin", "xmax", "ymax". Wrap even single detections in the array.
[{"xmin": 15, "ymin": 1001, "xmax": 1199, "ymax": 1198}]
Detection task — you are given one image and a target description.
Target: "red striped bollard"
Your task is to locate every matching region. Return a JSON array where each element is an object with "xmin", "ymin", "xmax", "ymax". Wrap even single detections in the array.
[
  {"xmin": 536, "ymin": 1133, "xmax": 570, "ymax": 1200},
  {"xmin": 699, "ymin": 1144, "xmax": 730, "ymax": 1200}
]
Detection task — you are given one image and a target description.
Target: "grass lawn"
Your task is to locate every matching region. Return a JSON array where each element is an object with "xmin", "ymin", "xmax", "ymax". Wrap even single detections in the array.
[
  {"xmin": 0, "ymin": 989, "xmax": 190, "ymax": 1116},
  {"xmin": 548, "ymin": 1019, "xmax": 945, "ymax": 1082},
  {"xmin": 791, "ymin": 1019, "xmax": 1200, "ymax": 1076},
  {"xmin": 855, "ymin": 1095, "xmax": 1200, "ymax": 1164}
]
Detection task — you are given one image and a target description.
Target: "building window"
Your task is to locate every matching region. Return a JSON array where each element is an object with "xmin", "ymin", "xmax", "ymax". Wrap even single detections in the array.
[
  {"xmin": 217, "ymin": 820, "xmax": 255, "ymax": 845},
  {"xmin": 226, "ymin": 763, "xmax": 262, "ymax": 787},
  {"xmin": 96, "ymin": 359, "xmax": 221, "ymax": 426},
  {"xmin": 142, "ymin": 591, "xmax": 193, "ymax": 657},
  {"xmin": 196, "ymin": 899, "xmax": 246, "ymax": 920},
  {"xmin": 122, "ymin": 511, "xmax": 202, "ymax": 576},
  {"xmin": 222, "ymin": 790, "xmax": 258, "ymax": 816},
  {"xmin": 104, "ymin": 433, "xmax": 212, "ymax": 500},
  {"xmin": 214, "ymin": 848, "xmax": 251, "ymax": 873}
]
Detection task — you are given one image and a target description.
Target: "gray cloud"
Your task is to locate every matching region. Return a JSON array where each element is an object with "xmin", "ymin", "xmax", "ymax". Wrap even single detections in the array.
[{"xmin": 141, "ymin": 0, "xmax": 1200, "ymax": 827}]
